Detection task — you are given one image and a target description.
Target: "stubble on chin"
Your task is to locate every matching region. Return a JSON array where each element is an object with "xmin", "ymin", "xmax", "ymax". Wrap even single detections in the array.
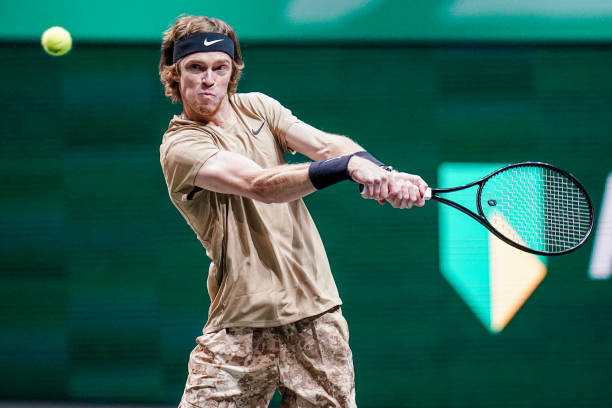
[
  {"xmin": 183, "ymin": 96, "xmax": 218, "ymax": 122},
  {"xmin": 197, "ymin": 99, "xmax": 220, "ymax": 118}
]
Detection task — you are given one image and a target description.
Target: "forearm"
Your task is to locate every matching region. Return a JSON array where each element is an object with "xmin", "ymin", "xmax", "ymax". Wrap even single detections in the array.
[
  {"xmin": 195, "ymin": 151, "xmax": 316, "ymax": 204},
  {"xmin": 316, "ymin": 134, "xmax": 364, "ymax": 160},
  {"xmin": 249, "ymin": 163, "xmax": 315, "ymax": 203},
  {"xmin": 285, "ymin": 122, "xmax": 364, "ymax": 160},
  {"xmin": 282, "ymin": 122, "xmax": 429, "ymax": 209}
]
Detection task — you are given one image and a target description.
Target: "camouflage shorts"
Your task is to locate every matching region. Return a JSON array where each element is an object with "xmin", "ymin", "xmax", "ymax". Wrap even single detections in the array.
[{"xmin": 179, "ymin": 307, "xmax": 356, "ymax": 408}]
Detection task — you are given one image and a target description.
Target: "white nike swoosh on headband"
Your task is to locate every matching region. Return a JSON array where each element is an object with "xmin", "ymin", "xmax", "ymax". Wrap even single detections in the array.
[{"xmin": 203, "ymin": 38, "xmax": 224, "ymax": 46}]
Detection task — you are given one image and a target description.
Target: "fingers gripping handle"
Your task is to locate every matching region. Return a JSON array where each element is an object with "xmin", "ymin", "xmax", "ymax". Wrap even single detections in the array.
[{"xmin": 360, "ymin": 184, "xmax": 432, "ymax": 200}]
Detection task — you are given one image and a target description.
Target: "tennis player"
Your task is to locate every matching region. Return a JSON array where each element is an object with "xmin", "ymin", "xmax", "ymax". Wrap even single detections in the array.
[{"xmin": 159, "ymin": 15, "xmax": 428, "ymax": 408}]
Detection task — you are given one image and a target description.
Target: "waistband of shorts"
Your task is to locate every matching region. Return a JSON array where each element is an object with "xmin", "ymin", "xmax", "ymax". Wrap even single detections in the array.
[{"xmin": 297, "ymin": 305, "xmax": 341, "ymax": 324}]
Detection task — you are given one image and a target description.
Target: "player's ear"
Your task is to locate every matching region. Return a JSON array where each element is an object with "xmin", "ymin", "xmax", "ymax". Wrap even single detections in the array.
[{"xmin": 172, "ymin": 62, "xmax": 181, "ymax": 84}]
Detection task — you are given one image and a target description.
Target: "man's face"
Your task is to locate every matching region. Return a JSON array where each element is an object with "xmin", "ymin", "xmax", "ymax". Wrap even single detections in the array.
[{"xmin": 177, "ymin": 51, "xmax": 233, "ymax": 121}]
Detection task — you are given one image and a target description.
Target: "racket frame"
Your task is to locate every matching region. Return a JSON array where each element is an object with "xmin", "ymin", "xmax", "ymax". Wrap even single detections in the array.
[{"xmin": 429, "ymin": 162, "xmax": 594, "ymax": 256}]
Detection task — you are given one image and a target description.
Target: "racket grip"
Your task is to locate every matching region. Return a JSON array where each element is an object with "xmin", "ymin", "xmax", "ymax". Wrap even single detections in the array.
[{"xmin": 360, "ymin": 184, "xmax": 431, "ymax": 199}]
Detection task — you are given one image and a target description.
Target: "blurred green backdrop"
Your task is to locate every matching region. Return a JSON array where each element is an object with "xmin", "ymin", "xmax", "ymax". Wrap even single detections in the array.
[
  {"xmin": 3, "ymin": 0, "xmax": 612, "ymax": 41},
  {"xmin": 2, "ymin": 1, "xmax": 612, "ymax": 407}
]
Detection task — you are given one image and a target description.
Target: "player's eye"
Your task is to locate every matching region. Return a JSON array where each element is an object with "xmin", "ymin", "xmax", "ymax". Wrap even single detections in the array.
[{"xmin": 186, "ymin": 63, "xmax": 204, "ymax": 72}]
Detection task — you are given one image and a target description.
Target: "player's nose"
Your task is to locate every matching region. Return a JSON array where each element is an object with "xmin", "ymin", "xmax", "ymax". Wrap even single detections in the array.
[{"xmin": 201, "ymin": 70, "xmax": 214, "ymax": 85}]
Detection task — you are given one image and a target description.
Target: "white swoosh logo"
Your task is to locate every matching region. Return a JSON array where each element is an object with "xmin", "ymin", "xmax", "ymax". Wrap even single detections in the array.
[{"xmin": 204, "ymin": 38, "xmax": 223, "ymax": 46}]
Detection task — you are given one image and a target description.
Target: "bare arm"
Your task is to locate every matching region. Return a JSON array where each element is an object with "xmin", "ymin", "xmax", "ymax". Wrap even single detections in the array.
[
  {"xmin": 194, "ymin": 122, "xmax": 427, "ymax": 207},
  {"xmin": 286, "ymin": 122, "xmax": 428, "ymax": 208},
  {"xmin": 193, "ymin": 122, "xmax": 359, "ymax": 204},
  {"xmin": 285, "ymin": 122, "xmax": 363, "ymax": 160},
  {"xmin": 194, "ymin": 150, "xmax": 315, "ymax": 204}
]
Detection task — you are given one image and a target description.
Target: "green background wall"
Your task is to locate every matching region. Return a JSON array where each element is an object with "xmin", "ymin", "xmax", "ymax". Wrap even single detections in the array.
[
  {"xmin": 1, "ymin": 39, "xmax": 611, "ymax": 407},
  {"xmin": 3, "ymin": 0, "xmax": 612, "ymax": 41}
]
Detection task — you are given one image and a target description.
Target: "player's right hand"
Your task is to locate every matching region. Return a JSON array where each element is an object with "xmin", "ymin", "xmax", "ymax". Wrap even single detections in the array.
[
  {"xmin": 348, "ymin": 155, "xmax": 427, "ymax": 209},
  {"xmin": 348, "ymin": 155, "xmax": 392, "ymax": 202}
]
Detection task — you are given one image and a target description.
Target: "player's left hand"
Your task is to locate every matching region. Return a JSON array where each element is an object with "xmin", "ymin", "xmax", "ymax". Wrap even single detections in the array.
[{"xmin": 387, "ymin": 172, "xmax": 428, "ymax": 209}]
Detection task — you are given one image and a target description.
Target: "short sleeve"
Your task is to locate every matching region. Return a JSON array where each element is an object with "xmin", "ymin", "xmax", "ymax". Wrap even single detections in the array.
[
  {"xmin": 160, "ymin": 132, "xmax": 219, "ymax": 197},
  {"xmin": 260, "ymin": 94, "xmax": 301, "ymax": 147},
  {"xmin": 236, "ymin": 93, "xmax": 302, "ymax": 153}
]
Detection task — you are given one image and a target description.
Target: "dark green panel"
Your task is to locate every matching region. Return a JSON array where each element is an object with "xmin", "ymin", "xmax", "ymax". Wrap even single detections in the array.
[{"xmin": 0, "ymin": 42, "xmax": 611, "ymax": 407}]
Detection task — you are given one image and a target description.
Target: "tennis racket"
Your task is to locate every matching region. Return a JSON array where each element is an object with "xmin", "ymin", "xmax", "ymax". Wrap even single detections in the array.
[
  {"xmin": 422, "ymin": 162, "xmax": 594, "ymax": 256},
  {"xmin": 360, "ymin": 161, "xmax": 595, "ymax": 255}
]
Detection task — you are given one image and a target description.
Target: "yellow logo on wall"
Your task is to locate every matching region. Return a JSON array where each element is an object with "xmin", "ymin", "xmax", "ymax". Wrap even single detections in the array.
[{"xmin": 438, "ymin": 163, "xmax": 547, "ymax": 333}]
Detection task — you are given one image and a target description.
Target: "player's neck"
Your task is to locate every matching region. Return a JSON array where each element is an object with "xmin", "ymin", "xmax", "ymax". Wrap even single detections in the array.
[{"xmin": 205, "ymin": 96, "xmax": 233, "ymax": 127}]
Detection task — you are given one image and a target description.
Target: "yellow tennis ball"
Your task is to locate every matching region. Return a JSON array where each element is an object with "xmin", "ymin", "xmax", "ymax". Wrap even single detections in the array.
[{"xmin": 41, "ymin": 26, "xmax": 72, "ymax": 56}]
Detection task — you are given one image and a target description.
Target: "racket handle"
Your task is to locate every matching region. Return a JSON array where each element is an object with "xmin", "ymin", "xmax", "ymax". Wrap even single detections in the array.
[{"xmin": 361, "ymin": 184, "xmax": 431, "ymax": 200}]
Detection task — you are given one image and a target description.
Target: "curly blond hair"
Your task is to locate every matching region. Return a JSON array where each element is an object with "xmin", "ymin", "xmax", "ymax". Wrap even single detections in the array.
[{"xmin": 159, "ymin": 15, "xmax": 244, "ymax": 104}]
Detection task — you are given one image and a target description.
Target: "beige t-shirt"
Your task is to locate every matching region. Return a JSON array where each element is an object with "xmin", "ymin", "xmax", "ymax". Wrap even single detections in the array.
[{"xmin": 160, "ymin": 92, "xmax": 342, "ymax": 333}]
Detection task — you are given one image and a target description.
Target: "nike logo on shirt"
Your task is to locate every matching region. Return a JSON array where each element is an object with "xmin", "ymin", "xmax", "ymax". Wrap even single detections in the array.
[
  {"xmin": 204, "ymin": 38, "xmax": 224, "ymax": 46},
  {"xmin": 252, "ymin": 121, "xmax": 265, "ymax": 135}
]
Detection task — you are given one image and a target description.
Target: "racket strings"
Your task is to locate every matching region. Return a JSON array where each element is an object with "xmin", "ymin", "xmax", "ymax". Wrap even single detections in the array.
[{"xmin": 481, "ymin": 166, "xmax": 592, "ymax": 253}]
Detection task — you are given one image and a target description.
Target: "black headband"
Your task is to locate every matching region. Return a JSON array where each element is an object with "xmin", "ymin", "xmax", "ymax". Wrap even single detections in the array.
[{"xmin": 172, "ymin": 32, "xmax": 235, "ymax": 63}]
